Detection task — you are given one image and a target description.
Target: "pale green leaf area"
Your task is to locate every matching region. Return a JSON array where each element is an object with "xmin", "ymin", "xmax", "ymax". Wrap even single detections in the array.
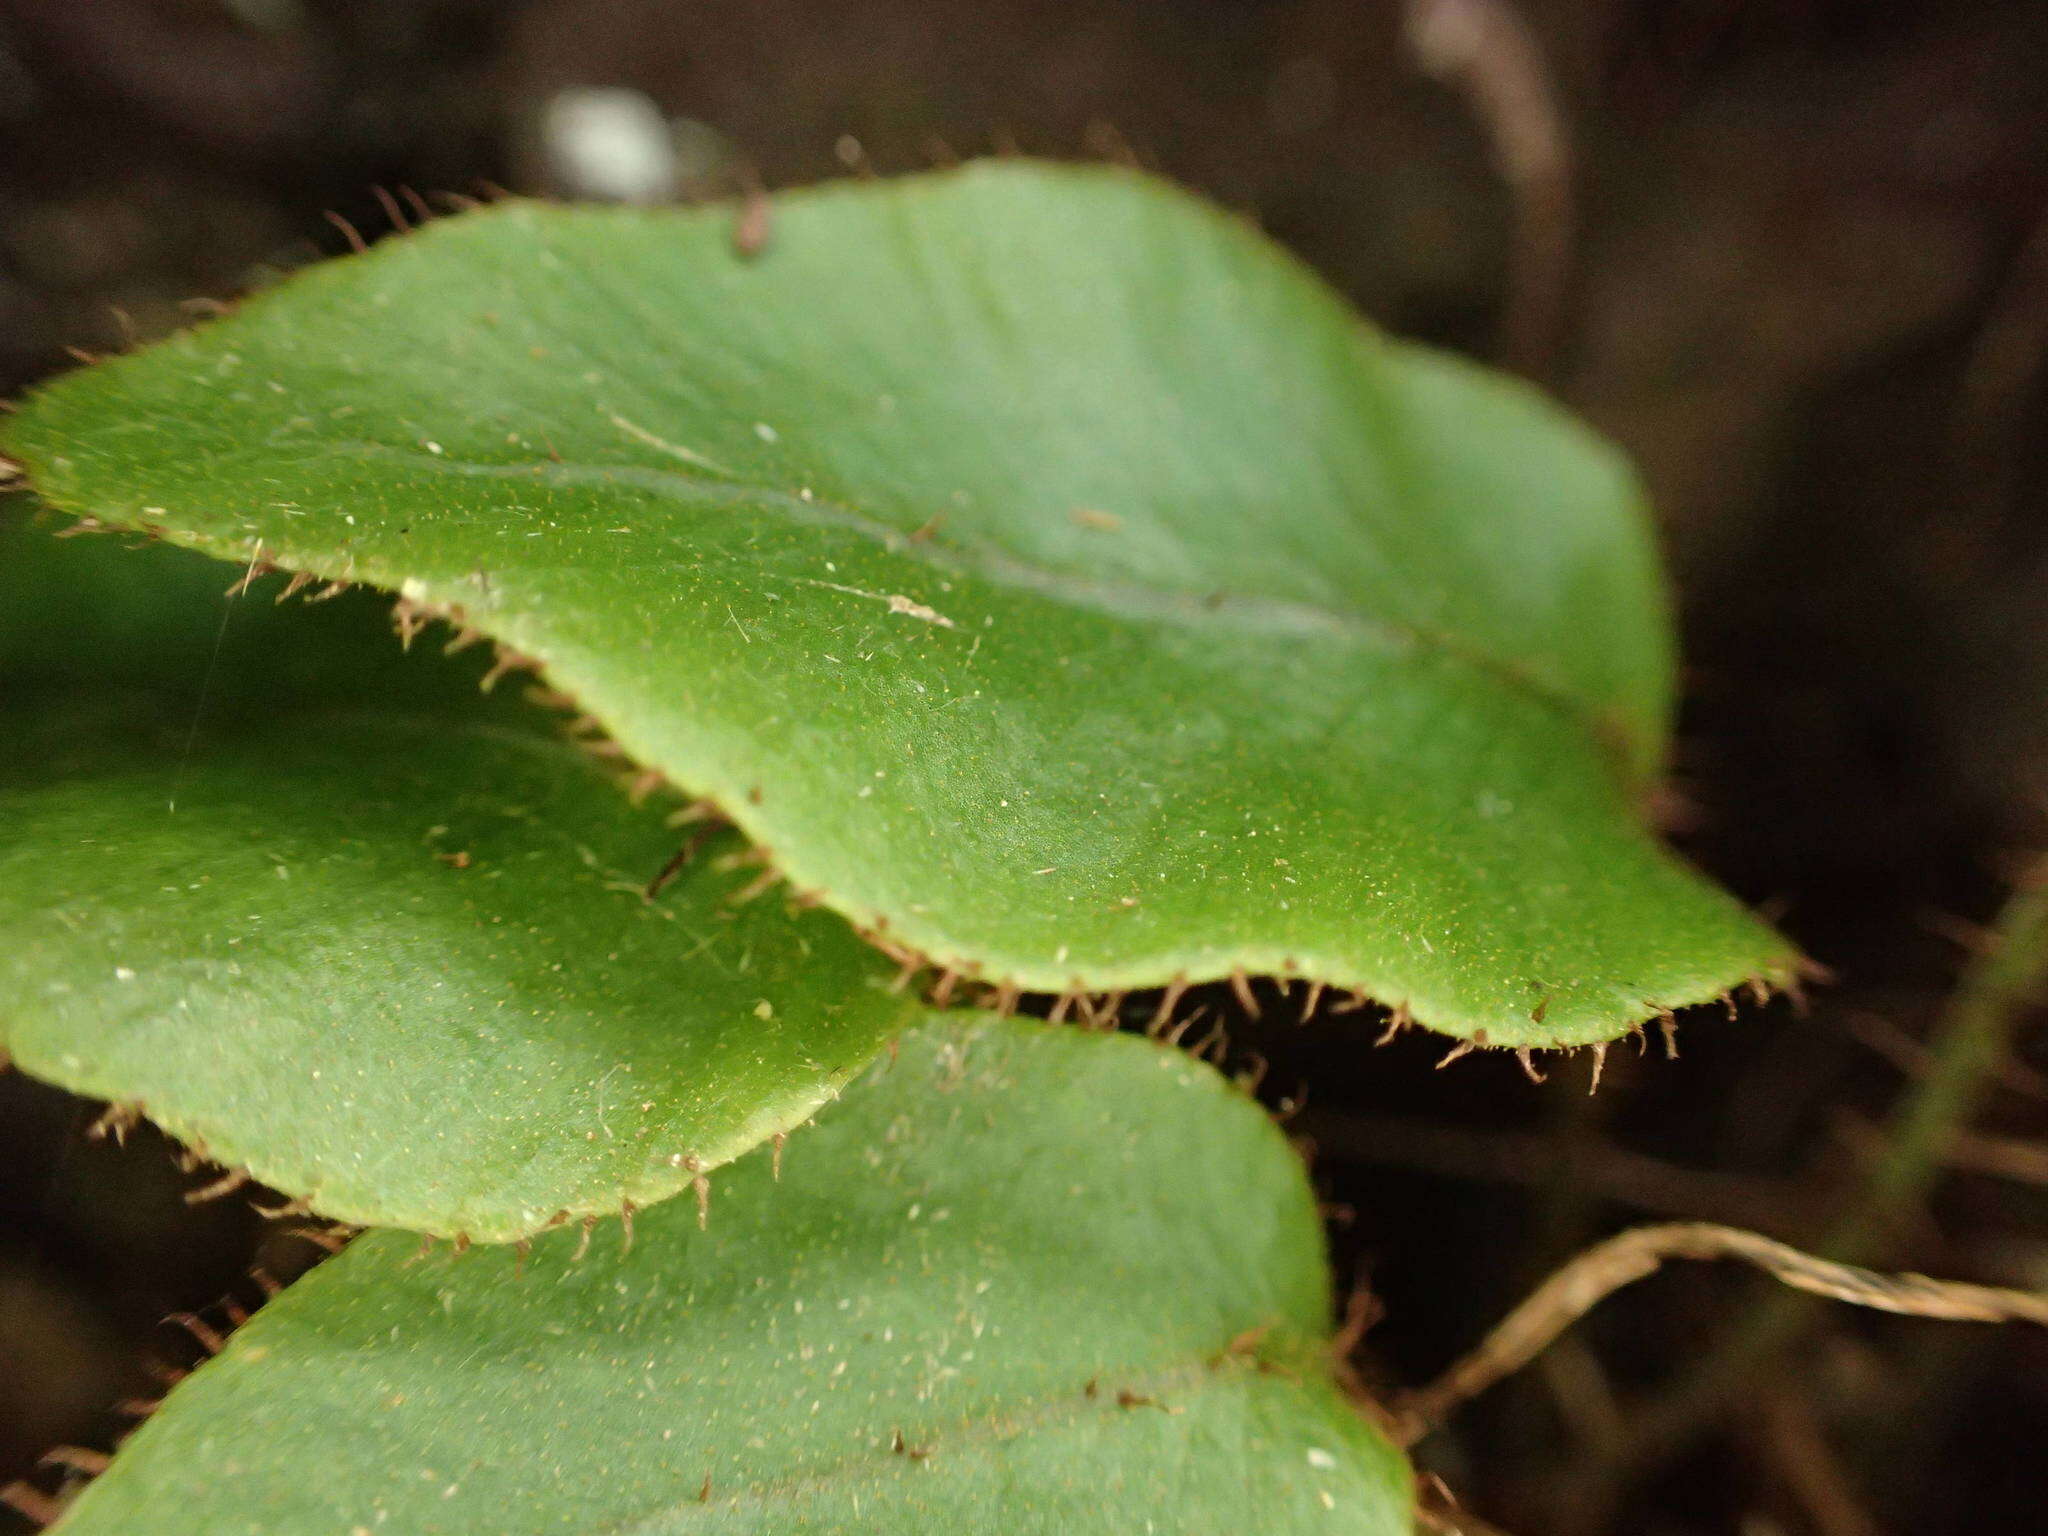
[
  {"xmin": 2, "ymin": 161, "xmax": 1795, "ymax": 1045},
  {"xmin": 59, "ymin": 1017, "xmax": 1414, "ymax": 1536},
  {"xmin": 0, "ymin": 513, "xmax": 915, "ymax": 1239}
]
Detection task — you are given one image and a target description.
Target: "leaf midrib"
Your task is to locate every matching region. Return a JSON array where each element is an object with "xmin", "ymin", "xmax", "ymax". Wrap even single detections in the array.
[
  {"xmin": 230, "ymin": 440, "xmax": 1643, "ymax": 787},
  {"xmin": 584, "ymin": 1331, "xmax": 1334, "ymax": 1533}
]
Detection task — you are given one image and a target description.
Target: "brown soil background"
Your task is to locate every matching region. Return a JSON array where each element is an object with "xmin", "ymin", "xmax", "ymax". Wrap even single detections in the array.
[{"xmin": 1, "ymin": 3, "xmax": 2044, "ymax": 1532}]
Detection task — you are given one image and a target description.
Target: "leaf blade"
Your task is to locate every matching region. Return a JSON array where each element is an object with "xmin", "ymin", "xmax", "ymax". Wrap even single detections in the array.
[
  {"xmin": 3, "ymin": 162, "xmax": 1793, "ymax": 1043},
  {"xmin": 0, "ymin": 516, "xmax": 914, "ymax": 1238},
  {"xmin": 58, "ymin": 1016, "xmax": 1415, "ymax": 1535}
]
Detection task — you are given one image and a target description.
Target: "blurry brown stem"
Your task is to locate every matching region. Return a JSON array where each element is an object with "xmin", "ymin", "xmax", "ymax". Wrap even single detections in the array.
[
  {"xmin": 1394, "ymin": 1221, "xmax": 2048, "ymax": 1441},
  {"xmin": 1302, "ymin": 1110, "xmax": 1819, "ymax": 1239},
  {"xmin": 1402, "ymin": 0, "xmax": 1574, "ymax": 375},
  {"xmin": 1752, "ymin": 1388, "xmax": 1887, "ymax": 1536}
]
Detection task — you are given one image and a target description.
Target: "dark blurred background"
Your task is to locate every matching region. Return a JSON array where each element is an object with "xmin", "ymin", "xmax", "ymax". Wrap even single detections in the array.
[{"xmin": 0, "ymin": 2, "xmax": 2045, "ymax": 1533}]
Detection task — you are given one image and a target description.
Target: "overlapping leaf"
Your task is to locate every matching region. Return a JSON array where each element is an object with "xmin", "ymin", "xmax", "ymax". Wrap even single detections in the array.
[
  {"xmin": 1, "ymin": 161, "xmax": 1795, "ymax": 1044},
  {"xmin": 56, "ymin": 1016, "xmax": 1414, "ymax": 1535},
  {"xmin": 0, "ymin": 513, "xmax": 914, "ymax": 1239}
]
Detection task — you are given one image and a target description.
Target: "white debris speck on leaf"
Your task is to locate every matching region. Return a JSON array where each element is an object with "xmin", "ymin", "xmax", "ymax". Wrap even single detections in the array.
[
  {"xmin": 113, "ymin": 967, "xmax": 136, "ymax": 982},
  {"xmin": 1306, "ymin": 1448, "xmax": 1337, "ymax": 1470},
  {"xmin": 885, "ymin": 594, "xmax": 955, "ymax": 629}
]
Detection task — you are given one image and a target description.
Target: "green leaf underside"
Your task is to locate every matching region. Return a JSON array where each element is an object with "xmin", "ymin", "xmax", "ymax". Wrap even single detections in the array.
[
  {"xmin": 0, "ymin": 515, "xmax": 914, "ymax": 1239},
  {"xmin": 3, "ymin": 161, "xmax": 1792, "ymax": 1045},
  {"xmin": 58, "ymin": 1017, "xmax": 1413, "ymax": 1536}
]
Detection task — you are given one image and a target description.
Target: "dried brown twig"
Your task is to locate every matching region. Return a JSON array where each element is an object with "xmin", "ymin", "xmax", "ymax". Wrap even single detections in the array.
[
  {"xmin": 1393, "ymin": 1220, "xmax": 2048, "ymax": 1442},
  {"xmin": 1583, "ymin": 858, "xmax": 2048, "ymax": 1491}
]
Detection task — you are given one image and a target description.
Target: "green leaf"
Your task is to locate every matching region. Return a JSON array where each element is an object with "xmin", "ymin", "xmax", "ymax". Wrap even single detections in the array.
[
  {"xmin": 2, "ymin": 161, "xmax": 1794, "ymax": 1046},
  {"xmin": 0, "ymin": 513, "xmax": 914, "ymax": 1239},
  {"xmin": 56, "ymin": 1016, "xmax": 1414, "ymax": 1535}
]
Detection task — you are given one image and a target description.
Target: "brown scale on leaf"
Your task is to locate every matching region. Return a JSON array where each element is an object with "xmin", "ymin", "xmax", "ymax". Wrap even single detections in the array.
[
  {"xmin": 166, "ymin": 1312, "xmax": 226, "ymax": 1356},
  {"xmin": 478, "ymin": 645, "xmax": 541, "ymax": 692},
  {"xmin": 1162, "ymin": 1005, "xmax": 1210, "ymax": 1049},
  {"xmin": 322, "ymin": 208, "xmax": 369, "ymax": 253},
  {"xmin": 390, "ymin": 601, "xmax": 429, "ymax": 650},
  {"xmin": 887, "ymin": 952, "xmax": 925, "ymax": 995},
  {"xmin": 183, "ymin": 1165, "xmax": 251, "ymax": 1205},
  {"xmin": 524, "ymin": 684, "xmax": 581, "ymax": 713},
  {"xmin": 664, "ymin": 799, "xmax": 724, "ymax": 831},
  {"xmin": 1, "ymin": 1481, "xmax": 62, "ymax": 1528},
  {"xmin": 1148, "ymin": 974, "xmax": 1190, "ymax": 1032},
  {"xmin": 732, "ymin": 175, "xmax": 773, "ymax": 259},
  {"xmin": 39, "ymin": 1448, "xmax": 108, "ymax": 1478},
  {"xmin": 223, "ymin": 557, "xmax": 276, "ymax": 600},
  {"xmin": 728, "ymin": 864, "xmax": 784, "ymax": 906},
  {"xmin": 1227, "ymin": 967, "xmax": 1261, "ymax": 1018},
  {"xmin": 369, "ymin": 185, "xmax": 411, "ymax": 236},
  {"xmin": 87, "ymin": 1101, "xmax": 142, "ymax": 1146},
  {"xmin": 692, "ymin": 1169, "xmax": 712, "ymax": 1229},
  {"xmin": 645, "ymin": 823, "xmax": 718, "ymax": 904},
  {"xmin": 249, "ymin": 1193, "xmax": 315, "ymax": 1220},
  {"xmin": 1375, "ymin": 1005, "xmax": 1413, "ymax": 1046},
  {"xmin": 279, "ymin": 1223, "xmax": 355, "ymax": 1254},
  {"xmin": 1115, "ymin": 1388, "xmax": 1172, "ymax": 1412},
  {"xmin": 1298, "ymin": 979, "xmax": 1328, "ymax": 1023}
]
